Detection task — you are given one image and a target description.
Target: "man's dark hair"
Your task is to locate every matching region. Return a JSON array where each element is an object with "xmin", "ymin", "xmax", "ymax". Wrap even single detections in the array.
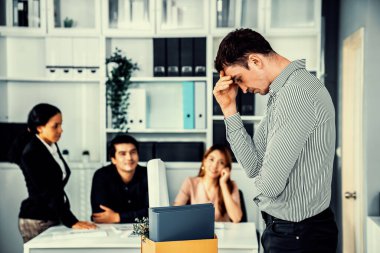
[
  {"xmin": 108, "ymin": 134, "xmax": 139, "ymax": 159},
  {"xmin": 214, "ymin": 28, "xmax": 275, "ymax": 72}
]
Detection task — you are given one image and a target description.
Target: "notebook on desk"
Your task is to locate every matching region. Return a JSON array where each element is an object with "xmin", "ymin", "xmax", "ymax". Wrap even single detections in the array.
[{"xmin": 149, "ymin": 203, "xmax": 214, "ymax": 242}]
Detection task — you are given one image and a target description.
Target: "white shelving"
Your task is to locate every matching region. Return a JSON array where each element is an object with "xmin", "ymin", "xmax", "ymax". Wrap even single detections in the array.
[{"xmin": 0, "ymin": 0, "xmax": 322, "ymax": 163}]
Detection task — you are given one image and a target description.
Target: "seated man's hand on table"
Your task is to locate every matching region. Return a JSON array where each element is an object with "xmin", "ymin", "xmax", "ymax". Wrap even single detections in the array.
[{"xmin": 92, "ymin": 204, "xmax": 121, "ymax": 223}]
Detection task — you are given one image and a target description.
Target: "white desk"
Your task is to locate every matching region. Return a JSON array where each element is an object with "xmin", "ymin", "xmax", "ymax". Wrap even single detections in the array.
[{"xmin": 24, "ymin": 222, "xmax": 258, "ymax": 253}]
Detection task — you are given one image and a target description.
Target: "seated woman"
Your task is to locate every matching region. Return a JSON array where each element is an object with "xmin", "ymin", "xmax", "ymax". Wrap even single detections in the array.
[{"xmin": 174, "ymin": 144, "xmax": 242, "ymax": 223}]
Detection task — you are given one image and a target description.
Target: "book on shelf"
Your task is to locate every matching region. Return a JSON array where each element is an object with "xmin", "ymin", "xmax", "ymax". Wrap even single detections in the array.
[
  {"xmin": 182, "ymin": 81, "xmax": 194, "ymax": 129},
  {"xmin": 153, "ymin": 38, "xmax": 166, "ymax": 76},
  {"xmin": 127, "ymin": 88, "xmax": 147, "ymax": 131},
  {"xmin": 180, "ymin": 38, "xmax": 193, "ymax": 76},
  {"xmin": 193, "ymin": 38, "xmax": 206, "ymax": 76},
  {"xmin": 194, "ymin": 81, "xmax": 206, "ymax": 129},
  {"xmin": 166, "ymin": 38, "xmax": 180, "ymax": 76}
]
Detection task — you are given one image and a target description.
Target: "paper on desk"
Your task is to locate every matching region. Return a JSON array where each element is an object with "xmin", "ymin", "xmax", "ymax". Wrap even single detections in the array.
[{"xmin": 52, "ymin": 229, "xmax": 108, "ymax": 239}]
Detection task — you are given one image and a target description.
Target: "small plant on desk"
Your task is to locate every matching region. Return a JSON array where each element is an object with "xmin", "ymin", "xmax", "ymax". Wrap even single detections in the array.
[{"xmin": 132, "ymin": 217, "xmax": 149, "ymax": 242}]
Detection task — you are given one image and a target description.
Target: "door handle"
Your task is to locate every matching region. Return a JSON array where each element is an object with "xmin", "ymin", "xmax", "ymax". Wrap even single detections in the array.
[{"xmin": 344, "ymin": 191, "xmax": 357, "ymax": 199}]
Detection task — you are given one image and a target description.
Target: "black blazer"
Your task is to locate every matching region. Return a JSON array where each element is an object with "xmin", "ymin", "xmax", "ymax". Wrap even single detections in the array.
[{"xmin": 19, "ymin": 136, "xmax": 78, "ymax": 227}]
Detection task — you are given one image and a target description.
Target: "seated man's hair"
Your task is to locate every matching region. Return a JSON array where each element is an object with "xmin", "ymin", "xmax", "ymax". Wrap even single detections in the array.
[{"xmin": 108, "ymin": 134, "xmax": 139, "ymax": 159}]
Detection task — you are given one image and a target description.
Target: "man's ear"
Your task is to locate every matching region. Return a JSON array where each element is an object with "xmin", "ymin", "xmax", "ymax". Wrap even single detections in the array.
[{"xmin": 248, "ymin": 53, "xmax": 263, "ymax": 69}]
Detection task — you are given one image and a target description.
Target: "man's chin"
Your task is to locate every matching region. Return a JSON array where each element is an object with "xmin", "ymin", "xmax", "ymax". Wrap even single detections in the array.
[{"xmin": 122, "ymin": 167, "xmax": 136, "ymax": 173}]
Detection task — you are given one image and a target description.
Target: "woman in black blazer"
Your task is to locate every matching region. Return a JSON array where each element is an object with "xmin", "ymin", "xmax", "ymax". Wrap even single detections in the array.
[{"xmin": 9, "ymin": 103, "xmax": 96, "ymax": 243}]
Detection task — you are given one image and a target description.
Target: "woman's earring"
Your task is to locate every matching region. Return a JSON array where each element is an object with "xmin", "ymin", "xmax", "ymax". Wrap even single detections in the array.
[{"xmin": 201, "ymin": 166, "xmax": 205, "ymax": 170}]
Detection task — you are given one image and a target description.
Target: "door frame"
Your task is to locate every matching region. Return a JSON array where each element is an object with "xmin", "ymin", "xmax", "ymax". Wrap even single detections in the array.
[{"xmin": 341, "ymin": 27, "xmax": 365, "ymax": 253}]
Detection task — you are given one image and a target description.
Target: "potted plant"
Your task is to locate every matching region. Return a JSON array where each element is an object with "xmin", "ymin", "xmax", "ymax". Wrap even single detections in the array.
[
  {"xmin": 132, "ymin": 217, "xmax": 149, "ymax": 241},
  {"xmin": 106, "ymin": 48, "xmax": 139, "ymax": 131}
]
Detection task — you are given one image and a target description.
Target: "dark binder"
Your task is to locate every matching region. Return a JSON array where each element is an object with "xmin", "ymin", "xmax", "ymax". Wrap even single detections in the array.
[
  {"xmin": 180, "ymin": 38, "xmax": 193, "ymax": 76},
  {"xmin": 213, "ymin": 121, "xmax": 254, "ymax": 162},
  {"xmin": 0, "ymin": 0, "xmax": 6, "ymax": 25},
  {"xmin": 153, "ymin": 38, "xmax": 166, "ymax": 76},
  {"xmin": 166, "ymin": 38, "xmax": 180, "ymax": 76},
  {"xmin": 18, "ymin": 0, "xmax": 29, "ymax": 27},
  {"xmin": 240, "ymin": 92, "xmax": 255, "ymax": 115},
  {"xmin": 149, "ymin": 203, "xmax": 214, "ymax": 242},
  {"xmin": 212, "ymin": 72, "xmax": 223, "ymax": 115},
  {"xmin": 193, "ymin": 38, "xmax": 206, "ymax": 76},
  {"xmin": 155, "ymin": 142, "xmax": 204, "ymax": 162},
  {"xmin": 139, "ymin": 142, "xmax": 156, "ymax": 162}
]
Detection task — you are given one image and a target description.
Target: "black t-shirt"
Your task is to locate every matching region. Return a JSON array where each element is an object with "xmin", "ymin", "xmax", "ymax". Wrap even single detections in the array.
[{"xmin": 90, "ymin": 164, "xmax": 149, "ymax": 223}]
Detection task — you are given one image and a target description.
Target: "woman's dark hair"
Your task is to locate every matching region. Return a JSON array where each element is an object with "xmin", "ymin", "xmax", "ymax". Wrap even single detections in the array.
[
  {"xmin": 27, "ymin": 103, "xmax": 61, "ymax": 134},
  {"xmin": 214, "ymin": 28, "xmax": 275, "ymax": 72},
  {"xmin": 197, "ymin": 144, "xmax": 234, "ymax": 217},
  {"xmin": 8, "ymin": 103, "xmax": 61, "ymax": 164},
  {"xmin": 108, "ymin": 134, "xmax": 139, "ymax": 159}
]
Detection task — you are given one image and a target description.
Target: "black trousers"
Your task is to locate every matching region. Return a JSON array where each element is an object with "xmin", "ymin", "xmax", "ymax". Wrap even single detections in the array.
[{"xmin": 261, "ymin": 208, "xmax": 338, "ymax": 253}]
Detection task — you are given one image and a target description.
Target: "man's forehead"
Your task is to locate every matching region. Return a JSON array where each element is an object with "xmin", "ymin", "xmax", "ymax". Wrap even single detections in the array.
[
  {"xmin": 115, "ymin": 143, "xmax": 136, "ymax": 152},
  {"xmin": 224, "ymin": 65, "xmax": 242, "ymax": 77}
]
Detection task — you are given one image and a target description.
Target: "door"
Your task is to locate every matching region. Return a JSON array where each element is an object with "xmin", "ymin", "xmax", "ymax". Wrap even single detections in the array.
[{"xmin": 341, "ymin": 27, "xmax": 365, "ymax": 253}]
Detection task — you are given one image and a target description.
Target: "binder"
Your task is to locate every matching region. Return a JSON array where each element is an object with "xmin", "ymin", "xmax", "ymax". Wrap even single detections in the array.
[
  {"xmin": 147, "ymin": 159, "xmax": 169, "ymax": 208},
  {"xmin": 180, "ymin": 38, "xmax": 193, "ymax": 76},
  {"xmin": 139, "ymin": 142, "xmax": 156, "ymax": 162},
  {"xmin": 240, "ymin": 91, "xmax": 255, "ymax": 115},
  {"xmin": 213, "ymin": 121, "xmax": 253, "ymax": 162},
  {"xmin": 193, "ymin": 38, "xmax": 206, "ymax": 76},
  {"xmin": 127, "ymin": 88, "xmax": 147, "ymax": 130},
  {"xmin": 155, "ymin": 142, "xmax": 204, "ymax": 162},
  {"xmin": 17, "ymin": 0, "xmax": 28, "ymax": 27},
  {"xmin": 194, "ymin": 81, "xmax": 206, "ymax": 129},
  {"xmin": 166, "ymin": 38, "xmax": 180, "ymax": 76},
  {"xmin": 182, "ymin": 81, "xmax": 194, "ymax": 129},
  {"xmin": 149, "ymin": 203, "xmax": 214, "ymax": 242},
  {"xmin": 153, "ymin": 38, "xmax": 166, "ymax": 76},
  {"xmin": 212, "ymin": 72, "xmax": 223, "ymax": 115}
]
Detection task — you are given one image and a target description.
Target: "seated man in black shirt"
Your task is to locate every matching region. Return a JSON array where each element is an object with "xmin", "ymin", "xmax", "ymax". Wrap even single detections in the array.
[{"xmin": 91, "ymin": 134, "xmax": 148, "ymax": 223}]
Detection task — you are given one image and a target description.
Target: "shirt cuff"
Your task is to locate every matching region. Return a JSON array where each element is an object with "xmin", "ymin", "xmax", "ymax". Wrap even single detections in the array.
[{"xmin": 224, "ymin": 113, "xmax": 244, "ymax": 133}]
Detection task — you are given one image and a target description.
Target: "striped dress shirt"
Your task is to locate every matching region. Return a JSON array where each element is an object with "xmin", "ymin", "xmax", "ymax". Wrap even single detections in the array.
[{"xmin": 225, "ymin": 59, "xmax": 336, "ymax": 222}]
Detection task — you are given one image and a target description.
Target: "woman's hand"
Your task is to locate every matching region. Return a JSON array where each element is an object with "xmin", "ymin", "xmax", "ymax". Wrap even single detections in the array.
[
  {"xmin": 219, "ymin": 168, "xmax": 231, "ymax": 185},
  {"xmin": 213, "ymin": 71, "xmax": 239, "ymax": 117},
  {"xmin": 72, "ymin": 221, "xmax": 97, "ymax": 230}
]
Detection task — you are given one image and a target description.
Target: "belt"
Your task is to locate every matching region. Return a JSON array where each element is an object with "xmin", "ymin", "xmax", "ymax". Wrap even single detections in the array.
[{"xmin": 261, "ymin": 208, "xmax": 333, "ymax": 225}]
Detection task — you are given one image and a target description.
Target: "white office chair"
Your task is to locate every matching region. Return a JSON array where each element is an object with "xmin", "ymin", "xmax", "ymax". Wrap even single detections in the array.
[{"xmin": 147, "ymin": 158, "xmax": 170, "ymax": 208}]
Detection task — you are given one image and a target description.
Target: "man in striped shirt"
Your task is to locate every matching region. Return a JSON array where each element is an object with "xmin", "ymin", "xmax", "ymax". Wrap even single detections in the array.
[{"xmin": 213, "ymin": 29, "xmax": 338, "ymax": 253}]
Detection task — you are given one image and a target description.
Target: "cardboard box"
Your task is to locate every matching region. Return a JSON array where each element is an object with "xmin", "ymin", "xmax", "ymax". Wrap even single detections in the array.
[{"xmin": 141, "ymin": 236, "xmax": 218, "ymax": 253}]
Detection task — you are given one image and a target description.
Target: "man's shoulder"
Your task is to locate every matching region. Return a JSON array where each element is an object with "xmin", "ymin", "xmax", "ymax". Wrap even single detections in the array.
[
  {"xmin": 94, "ymin": 163, "xmax": 115, "ymax": 177},
  {"xmin": 135, "ymin": 165, "xmax": 148, "ymax": 177}
]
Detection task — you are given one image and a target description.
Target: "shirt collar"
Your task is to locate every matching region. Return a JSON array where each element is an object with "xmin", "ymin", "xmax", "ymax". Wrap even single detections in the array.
[
  {"xmin": 36, "ymin": 134, "xmax": 57, "ymax": 155},
  {"xmin": 269, "ymin": 59, "xmax": 306, "ymax": 97}
]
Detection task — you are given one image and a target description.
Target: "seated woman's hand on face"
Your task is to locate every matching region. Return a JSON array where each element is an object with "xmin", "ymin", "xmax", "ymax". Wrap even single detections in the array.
[
  {"xmin": 219, "ymin": 168, "xmax": 231, "ymax": 185},
  {"xmin": 72, "ymin": 221, "xmax": 97, "ymax": 229}
]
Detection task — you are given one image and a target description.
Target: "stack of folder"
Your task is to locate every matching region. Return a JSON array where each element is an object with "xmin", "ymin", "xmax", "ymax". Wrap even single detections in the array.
[{"xmin": 149, "ymin": 203, "xmax": 214, "ymax": 242}]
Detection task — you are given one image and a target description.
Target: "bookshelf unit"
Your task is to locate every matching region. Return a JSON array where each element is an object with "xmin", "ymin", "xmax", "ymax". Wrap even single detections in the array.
[{"xmin": 0, "ymin": 0, "xmax": 322, "ymax": 164}]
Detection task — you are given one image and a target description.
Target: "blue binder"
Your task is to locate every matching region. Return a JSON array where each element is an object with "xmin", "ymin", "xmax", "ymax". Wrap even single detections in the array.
[
  {"xmin": 182, "ymin": 81, "xmax": 195, "ymax": 129},
  {"xmin": 149, "ymin": 203, "xmax": 214, "ymax": 242}
]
